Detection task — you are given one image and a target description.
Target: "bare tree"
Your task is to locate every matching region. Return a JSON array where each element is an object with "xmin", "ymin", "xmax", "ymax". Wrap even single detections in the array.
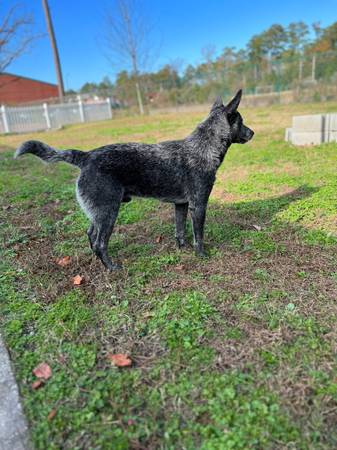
[
  {"xmin": 201, "ymin": 44, "xmax": 216, "ymax": 84},
  {"xmin": 0, "ymin": 3, "xmax": 39, "ymax": 73},
  {"xmin": 103, "ymin": 0, "xmax": 154, "ymax": 114},
  {"xmin": 201, "ymin": 44, "xmax": 216, "ymax": 65}
]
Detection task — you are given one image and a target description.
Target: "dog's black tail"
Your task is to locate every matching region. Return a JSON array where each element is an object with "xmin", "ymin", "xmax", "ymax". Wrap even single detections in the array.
[{"xmin": 14, "ymin": 140, "xmax": 88, "ymax": 168}]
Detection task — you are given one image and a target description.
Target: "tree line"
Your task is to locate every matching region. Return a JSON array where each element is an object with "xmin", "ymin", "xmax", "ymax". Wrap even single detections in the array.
[{"xmin": 76, "ymin": 20, "xmax": 337, "ymax": 109}]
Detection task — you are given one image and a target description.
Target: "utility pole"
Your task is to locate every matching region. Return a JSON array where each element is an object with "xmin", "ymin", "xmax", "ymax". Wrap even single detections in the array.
[{"xmin": 42, "ymin": 0, "xmax": 64, "ymax": 102}]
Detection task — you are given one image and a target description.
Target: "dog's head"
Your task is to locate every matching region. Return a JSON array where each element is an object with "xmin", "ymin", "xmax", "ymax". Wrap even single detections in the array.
[{"xmin": 210, "ymin": 90, "xmax": 254, "ymax": 144}]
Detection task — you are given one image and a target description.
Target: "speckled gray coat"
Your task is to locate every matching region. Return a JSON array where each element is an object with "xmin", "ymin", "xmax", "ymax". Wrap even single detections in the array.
[{"xmin": 15, "ymin": 90, "xmax": 254, "ymax": 270}]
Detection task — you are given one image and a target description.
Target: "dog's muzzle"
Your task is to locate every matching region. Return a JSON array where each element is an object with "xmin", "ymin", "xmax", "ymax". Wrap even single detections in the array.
[{"xmin": 239, "ymin": 128, "xmax": 254, "ymax": 143}]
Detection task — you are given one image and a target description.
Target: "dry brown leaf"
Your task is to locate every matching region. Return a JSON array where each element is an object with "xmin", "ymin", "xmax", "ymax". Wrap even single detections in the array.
[
  {"xmin": 32, "ymin": 362, "xmax": 52, "ymax": 380},
  {"xmin": 107, "ymin": 353, "xmax": 132, "ymax": 367},
  {"xmin": 47, "ymin": 409, "xmax": 57, "ymax": 421},
  {"xmin": 31, "ymin": 380, "xmax": 43, "ymax": 390},
  {"xmin": 155, "ymin": 235, "xmax": 162, "ymax": 243},
  {"xmin": 56, "ymin": 256, "xmax": 71, "ymax": 267},
  {"xmin": 73, "ymin": 275, "xmax": 84, "ymax": 285}
]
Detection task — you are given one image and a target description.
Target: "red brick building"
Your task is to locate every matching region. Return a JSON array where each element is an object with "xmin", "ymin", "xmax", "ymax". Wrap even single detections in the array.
[{"xmin": 0, "ymin": 73, "xmax": 58, "ymax": 105}]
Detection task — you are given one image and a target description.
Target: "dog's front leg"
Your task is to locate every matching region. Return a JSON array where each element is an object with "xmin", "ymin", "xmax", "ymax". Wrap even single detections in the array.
[
  {"xmin": 189, "ymin": 204, "xmax": 207, "ymax": 257},
  {"xmin": 175, "ymin": 203, "xmax": 188, "ymax": 248}
]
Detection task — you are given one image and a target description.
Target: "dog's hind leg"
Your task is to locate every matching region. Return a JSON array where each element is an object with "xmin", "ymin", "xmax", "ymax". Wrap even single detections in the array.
[
  {"xmin": 175, "ymin": 203, "xmax": 188, "ymax": 248},
  {"xmin": 92, "ymin": 210, "xmax": 121, "ymax": 271},
  {"xmin": 77, "ymin": 171, "xmax": 123, "ymax": 270}
]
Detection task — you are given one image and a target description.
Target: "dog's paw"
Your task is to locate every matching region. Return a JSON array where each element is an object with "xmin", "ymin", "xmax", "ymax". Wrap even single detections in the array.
[
  {"xmin": 196, "ymin": 250, "xmax": 208, "ymax": 258},
  {"xmin": 175, "ymin": 237, "xmax": 186, "ymax": 249},
  {"xmin": 194, "ymin": 244, "xmax": 208, "ymax": 258},
  {"xmin": 106, "ymin": 261, "xmax": 122, "ymax": 271}
]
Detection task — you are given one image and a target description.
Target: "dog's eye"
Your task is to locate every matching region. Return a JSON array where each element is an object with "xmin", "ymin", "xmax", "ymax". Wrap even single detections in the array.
[{"xmin": 228, "ymin": 114, "xmax": 237, "ymax": 125}]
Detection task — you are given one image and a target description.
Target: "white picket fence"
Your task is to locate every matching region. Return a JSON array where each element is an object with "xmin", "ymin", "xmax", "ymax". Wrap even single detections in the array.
[{"xmin": 0, "ymin": 98, "xmax": 112, "ymax": 134}]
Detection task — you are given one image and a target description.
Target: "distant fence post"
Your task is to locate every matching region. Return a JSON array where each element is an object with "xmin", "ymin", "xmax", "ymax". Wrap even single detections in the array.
[
  {"xmin": 311, "ymin": 54, "xmax": 316, "ymax": 82},
  {"xmin": 106, "ymin": 98, "xmax": 112, "ymax": 119},
  {"xmin": 43, "ymin": 103, "xmax": 51, "ymax": 129},
  {"xmin": 1, "ymin": 105, "xmax": 10, "ymax": 133},
  {"xmin": 78, "ymin": 99, "xmax": 85, "ymax": 122}
]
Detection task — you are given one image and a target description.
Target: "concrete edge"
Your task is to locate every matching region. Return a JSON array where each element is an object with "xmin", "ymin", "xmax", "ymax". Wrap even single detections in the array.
[
  {"xmin": 0, "ymin": 333, "xmax": 31, "ymax": 450},
  {"xmin": 287, "ymin": 113, "xmax": 337, "ymax": 145}
]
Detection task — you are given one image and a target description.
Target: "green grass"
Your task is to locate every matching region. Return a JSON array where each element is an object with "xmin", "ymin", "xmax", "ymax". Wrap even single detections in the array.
[{"xmin": 1, "ymin": 101, "xmax": 337, "ymax": 449}]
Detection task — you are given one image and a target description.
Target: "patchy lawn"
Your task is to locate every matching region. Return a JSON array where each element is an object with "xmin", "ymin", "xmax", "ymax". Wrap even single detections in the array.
[{"xmin": 0, "ymin": 102, "xmax": 337, "ymax": 449}]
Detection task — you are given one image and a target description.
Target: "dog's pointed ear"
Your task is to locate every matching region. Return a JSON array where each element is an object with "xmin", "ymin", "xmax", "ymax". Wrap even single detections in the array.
[
  {"xmin": 225, "ymin": 89, "xmax": 242, "ymax": 114},
  {"xmin": 210, "ymin": 96, "xmax": 224, "ymax": 112}
]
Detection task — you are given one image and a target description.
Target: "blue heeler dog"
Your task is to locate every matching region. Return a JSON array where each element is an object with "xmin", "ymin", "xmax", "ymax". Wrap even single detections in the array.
[{"xmin": 15, "ymin": 90, "xmax": 254, "ymax": 271}]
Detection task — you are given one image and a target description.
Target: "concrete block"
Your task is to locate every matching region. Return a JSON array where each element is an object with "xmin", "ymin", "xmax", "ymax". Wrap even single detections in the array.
[
  {"xmin": 291, "ymin": 131, "xmax": 324, "ymax": 146},
  {"xmin": 328, "ymin": 113, "xmax": 337, "ymax": 130},
  {"xmin": 287, "ymin": 112, "xmax": 337, "ymax": 145},
  {"xmin": 324, "ymin": 114, "xmax": 337, "ymax": 142},
  {"xmin": 327, "ymin": 131, "xmax": 337, "ymax": 143},
  {"xmin": 285, "ymin": 127, "xmax": 292, "ymax": 142},
  {"xmin": 292, "ymin": 114, "xmax": 324, "ymax": 132}
]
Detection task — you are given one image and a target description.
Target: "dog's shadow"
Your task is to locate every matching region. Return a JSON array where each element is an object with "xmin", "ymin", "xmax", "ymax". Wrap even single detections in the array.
[
  {"xmin": 112, "ymin": 185, "xmax": 324, "ymax": 259},
  {"xmin": 199, "ymin": 184, "xmax": 321, "ymax": 246}
]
